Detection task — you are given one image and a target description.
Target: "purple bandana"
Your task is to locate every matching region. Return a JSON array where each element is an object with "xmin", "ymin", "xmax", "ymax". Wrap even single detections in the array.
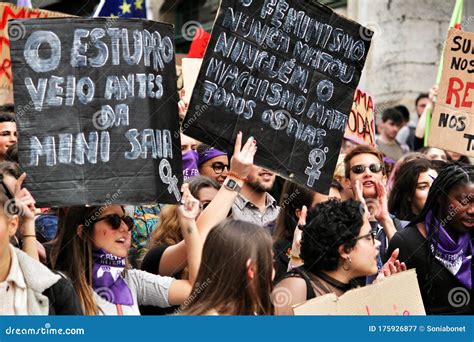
[
  {"xmin": 198, "ymin": 147, "xmax": 227, "ymax": 167},
  {"xmin": 92, "ymin": 249, "xmax": 134, "ymax": 305},
  {"xmin": 182, "ymin": 150, "xmax": 199, "ymax": 180},
  {"xmin": 425, "ymin": 211, "xmax": 473, "ymax": 289}
]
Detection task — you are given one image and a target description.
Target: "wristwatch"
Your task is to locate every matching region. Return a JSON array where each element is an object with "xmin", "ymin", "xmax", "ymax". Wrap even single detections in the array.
[{"xmin": 223, "ymin": 178, "xmax": 241, "ymax": 193}]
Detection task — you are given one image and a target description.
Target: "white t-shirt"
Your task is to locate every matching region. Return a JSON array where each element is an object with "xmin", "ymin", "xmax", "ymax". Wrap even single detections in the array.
[{"xmin": 94, "ymin": 269, "xmax": 174, "ymax": 315}]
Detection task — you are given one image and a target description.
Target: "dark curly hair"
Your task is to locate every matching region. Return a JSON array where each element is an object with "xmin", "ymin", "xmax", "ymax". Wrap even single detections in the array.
[{"xmin": 300, "ymin": 199, "xmax": 363, "ymax": 273}]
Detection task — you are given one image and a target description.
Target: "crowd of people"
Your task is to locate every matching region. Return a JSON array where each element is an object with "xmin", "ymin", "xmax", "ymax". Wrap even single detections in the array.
[{"xmin": 0, "ymin": 83, "xmax": 473, "ymax": 316}]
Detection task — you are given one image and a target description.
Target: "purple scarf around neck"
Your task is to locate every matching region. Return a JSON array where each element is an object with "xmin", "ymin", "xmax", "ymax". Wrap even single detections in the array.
[
  {"xmin": 92, "ymin": 248, "xmax": 133, "ymax": 306},
  {"xmin": 425, "ymin": 210, "xmax": 473, "ymax": 289}
]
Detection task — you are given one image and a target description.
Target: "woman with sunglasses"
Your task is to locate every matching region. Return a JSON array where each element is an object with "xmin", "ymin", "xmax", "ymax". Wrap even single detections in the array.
[
  {"xmin": 274, "ymin": 199, "xmax": 406, "ymax": 315},
  {"xmin": 51, "ymin": 184, "xmax": 202, "ymax": 315},
  {"xmin": 197, "ymin": 144, "xmax": 229, "ymax": 184}
]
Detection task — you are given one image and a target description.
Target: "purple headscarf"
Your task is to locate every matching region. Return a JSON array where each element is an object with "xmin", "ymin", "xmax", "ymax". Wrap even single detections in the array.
[{"xmin": 198, "ymin": 147, "xmax": 227, "ymax": 167}]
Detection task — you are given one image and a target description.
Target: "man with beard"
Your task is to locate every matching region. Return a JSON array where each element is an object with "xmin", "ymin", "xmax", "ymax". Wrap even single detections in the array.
[{"xmin": 230, "ymin": 165, "xmax": 280, "ymax": 233}]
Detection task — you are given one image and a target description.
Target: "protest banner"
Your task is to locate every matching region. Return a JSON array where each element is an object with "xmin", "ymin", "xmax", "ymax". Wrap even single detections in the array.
[
  {"xmin": 344, "ymin": 88, "xmax": 375, "ymax": 146},
  {"xmin": 182, "ymin": 0, "xmax": 372, "ymax": 194},
  {"xmin": 428, "ymin": 28, "xmax": 474, "ymax": 157},
  {"xmin": 293, "ymin": 269, "xmax": 426, "ymax": 315},
  {"xmin": 0, "ymin": 2, "xmax": 70, "ymax": 105},
  {"xmin": 10, "ymin": 18, "xmax": 182, "ymax": 206},
  {"xmin": 182, "ymin": 57, "xmax": 203, "ymax": 103}
]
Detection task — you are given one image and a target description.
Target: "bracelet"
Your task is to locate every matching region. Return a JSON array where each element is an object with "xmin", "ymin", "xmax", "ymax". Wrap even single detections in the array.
[
  {"xmin": 22, "ymin": 235, "xmax": 36, "ymax": 239},
  {"xmin": 286, "ymin": 248, "xmax": 301, "ymax": 261},
  {"xmin": 224, "ymin": 171, "xmax": 247, "ymax": 182}
]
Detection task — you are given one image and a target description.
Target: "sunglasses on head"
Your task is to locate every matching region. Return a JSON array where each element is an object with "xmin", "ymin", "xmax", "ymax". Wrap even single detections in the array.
[
  {"xmin": 93, "ymin": 214, "xmax": 134, "ymax": 231},
  {"xmin": 350, "ymin": 164, "xmax": 384, "ymax": 174}
]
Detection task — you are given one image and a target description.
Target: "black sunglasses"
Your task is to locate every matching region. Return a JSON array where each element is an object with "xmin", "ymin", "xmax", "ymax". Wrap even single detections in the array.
[
  {"xmin": 350, "ymin": 164, "xmax": 384, "ymax": 174},
  {"xmin": 353, "ymin": 231, "xmax": 377, "ymax": 245},
  {"xmin": 93, "ymin": 214, "xmax": 134, "ymax": 231},
  {"xmin": 211, "ymin": 162, "xmax": 229, "ymax": 175}
]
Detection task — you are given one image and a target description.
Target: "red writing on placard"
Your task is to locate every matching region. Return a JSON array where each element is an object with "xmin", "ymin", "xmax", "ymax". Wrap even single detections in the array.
[
  {"xmin": 365, "ymin": 304, "xmax": 411, "ymax": 315},
  {"xmin": 446, "ymin": 77, "xmax": 474, "ymax": 108},
  {"xmin": 345, "ymin": 88, "xmax": 375, "ymax": 146}
]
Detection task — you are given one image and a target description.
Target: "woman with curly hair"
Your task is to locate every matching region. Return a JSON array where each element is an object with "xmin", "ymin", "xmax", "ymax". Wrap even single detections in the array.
[{"xmin": 274, "ymin": 199, "xmax": 406, "ymax": 315}]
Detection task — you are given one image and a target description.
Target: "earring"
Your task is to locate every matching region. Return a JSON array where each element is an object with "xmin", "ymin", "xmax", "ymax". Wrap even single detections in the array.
[{"xmin": 342, "ymin": 256, "xmax": 352, "ymax": 271}]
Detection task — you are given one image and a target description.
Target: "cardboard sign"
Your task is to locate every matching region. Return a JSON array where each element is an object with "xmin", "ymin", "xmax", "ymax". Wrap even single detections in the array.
[
  {"xmin": 293, "ymin": 269, "xmax": 426, "ymax": 315},
  {"xmin": 344, "ymin": 88, "xmax": 375, "ymax": 146},
  {"xmin": 182, "ymin": 0, "xmax": 372, "ymax": 194},
  {"xmin": 429, "ymin": 28, "xmax": 474, "ymax": 156},
  {"xmin": 10, "ymin": 18, "xmax": 182, "ymax": 206},
  {"xmin": 182, "ymin": 58, "xmax": 203, "ymax": 103},
  {"xmin": 0, "ymin": 2, "xmax": 70, "ymax": 105}
]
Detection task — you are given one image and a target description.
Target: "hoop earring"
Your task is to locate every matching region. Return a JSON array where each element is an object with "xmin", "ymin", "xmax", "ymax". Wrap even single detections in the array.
[{"xmin": 342, "ymin": 256, "xmax": 352, "ymax": 271}]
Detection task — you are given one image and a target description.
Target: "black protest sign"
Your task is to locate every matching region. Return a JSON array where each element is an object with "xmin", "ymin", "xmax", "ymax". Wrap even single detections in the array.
[
  {"xmin": 182, "ymin": 0, "xmax": 372, "ymax": 193},
  {"xmin": 10, "ymin": 18, "xmax": 182, "ymax": 206}
]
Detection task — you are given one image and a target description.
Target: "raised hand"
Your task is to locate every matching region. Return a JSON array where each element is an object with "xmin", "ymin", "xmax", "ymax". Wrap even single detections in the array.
[
  {"xmin": 291, "ymin": 205, "xmax": 307, "ymax": 257},
  {"xmin": 373, "ymin": 179, "xmax": 390, "ymax": 222},
  {"xmin": 177, "ymin": 183, "xmax": 200, "ymax": 223},
  {"xmin": 178, "ymin": 89, "xmax": 189, "ymax": 120},
  {"xmin": 14, "ymin": 173, "xmax": 36, "ymax": 221},
  {"xmin": 353, "ymin": 179, "xmax": 371, "ymax": 220},
  {"xmin": 287, "ymin": 205, "xmax": 307, "ymax": 270},
  {"xmin": 375, "ymin": 248, "xmax": 407, "ymax": 281},
  {"xmin": 229, "ymin": 132, "xmax": 257, "ymax": 180}
]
